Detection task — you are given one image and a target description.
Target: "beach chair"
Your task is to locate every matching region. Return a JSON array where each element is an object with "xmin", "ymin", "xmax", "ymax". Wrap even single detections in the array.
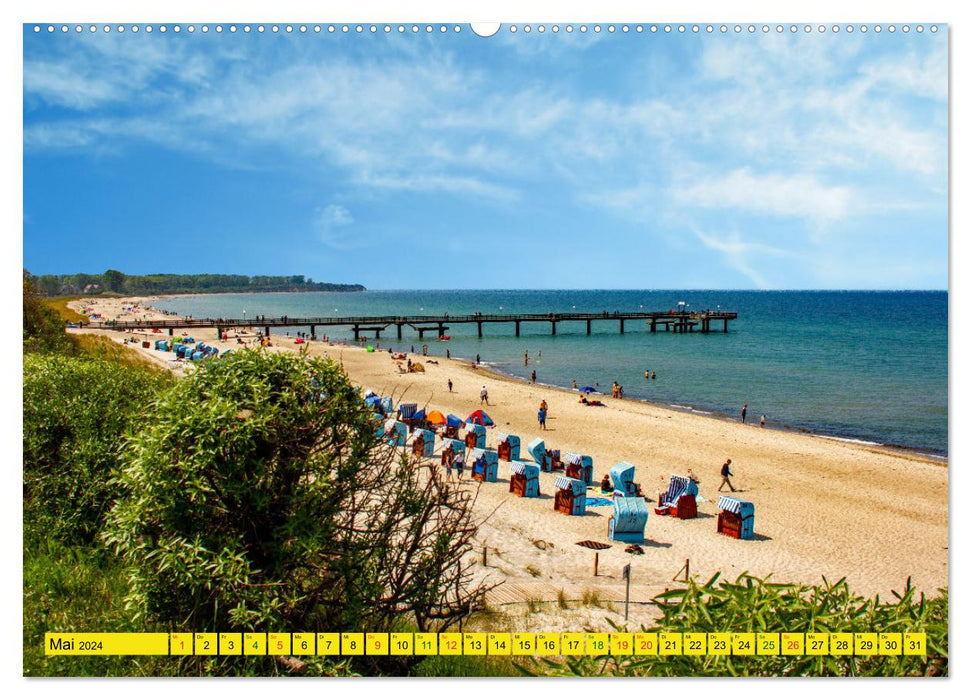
[
  {"xmin": 656, "ymin": 475, "xmax": 699, "ymax": 519},
  {"xmin": 371, "ymin": 412, "xmax": 386, "ymax": 439},
  {"xmin": 509, "ymin": 461, "xmax": 539, "ymax": 498},
  {"xmin": 495, "ymin": 433, "xmax": 521, "ymax": 462},
  {"xmin": 610, "ymin": 462, "xmax": 639, "ymax": 498},
  {"xmin": 464, "ymin": 422, "xmax": 487, "ymax": 450},
  {"xmin": 565, "ymin": 453, "xmax": 594, "ymax": 484},
  {"xmin": 182, "ymin": 336, "xmax": 195, "ymax": 344},
  {"xmin": 528, "ymin": 438, "xmax": 552, "ymax": 471},
  {"xmin": 384, "ymin": 420, "xmax": 407, "ymax": 448},
  {"xmin": 411, "ymin": 428, "xmax": 436, "ymax": 458},
  {"xmin": 608, "ymin": 497, "xmax": 649, "ymax": 543},
  {"xmin": 470, "ymin": 448, "xmax": 499, "ymax": 483},
  {"xmin": 441, "ymin": 438, "xmax": 465, "ymax": 468},
  {"xmin": 440, "ymin": 442, "xmax": 455, "ymax": 467},
  {"xmin": 398, "ymin": 403, "xmax": 421, "ymax": 430},
  {"xmin": 717, "ymin": 496, "xmax": 755, "ymax": 540},
  {"xmin": 154, "ymin": 339, "xmax": 168, "ymax": 351},
  {"xmin": 191, "ymin": 350, "xmax": 204, "ymax": 361},
  {"xmin": 380, "ymin": 397, "xmax": 394, "ymax": 416},
  {"xmin": 553, "ymin": 476, "xmax": 587, "ymax": 516},
  {"xmin": 549, "ymin": 449, "xmax": 563, "ymax": 470}
]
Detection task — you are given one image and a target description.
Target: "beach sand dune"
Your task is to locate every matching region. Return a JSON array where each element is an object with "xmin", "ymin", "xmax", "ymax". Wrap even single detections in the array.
[{"xmin": 67, "ymin": 297, "xmax": 949, "ymax": 630}]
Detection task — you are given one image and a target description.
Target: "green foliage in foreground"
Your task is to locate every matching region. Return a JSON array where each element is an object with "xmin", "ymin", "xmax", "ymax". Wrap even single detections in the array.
[
  {"xmin": 529, "ymin": 573, "xmax": 947, "ymax": 677},
  {"xmin": 104, "ymin": 350, "xmax": 484, "ymax": 660},
  {"xmin": 24, "ymin": 273, "xmax": 77, "ymax": 356},
  {"xmin": 23, "ymin": 354, "xmax": 171, "ymax": 545}
]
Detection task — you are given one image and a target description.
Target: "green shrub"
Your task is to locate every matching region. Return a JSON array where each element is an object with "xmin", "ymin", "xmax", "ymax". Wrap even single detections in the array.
[
  {"xmin": 23, "ymin": 273, "xmax": 76, "ymax": 356},
  {"xmin": 23, "ymin": 355, "xmax": 168, "ymax": 545},
  {"xmin": 532, "ymin": 573, "xmax": 947, "ymax": 677},
  {"xmin": 105, "ymin": 350, "xmax": 487, "ymax": 654}
]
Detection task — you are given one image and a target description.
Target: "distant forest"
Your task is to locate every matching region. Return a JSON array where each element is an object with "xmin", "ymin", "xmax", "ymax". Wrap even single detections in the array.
[{"xmin": 27, "ymin": 270, "xmax": 366, "ymax": 296}]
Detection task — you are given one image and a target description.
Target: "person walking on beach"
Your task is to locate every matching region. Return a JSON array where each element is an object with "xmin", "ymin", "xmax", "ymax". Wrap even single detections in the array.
[
  {"xmin": 446, "ymin": 348, "xmax": 450, "ymax": 359},
  {"xmin": 572, "ymin": 379, "xmax": 578, "ymax": 389},
  {"xmin": 531, "ymin": 369, "xmax": 537, "ymax": 384},
  {"xmin": 476, "ymin": 353, "xmax": 481, "ymax": 364},
  {"xmin": 719, "ymin": 459, "xmax": 736, "ymax": 492},
  {"xmin": 524, "ymin": 351, "xmax": 529, "ymax": 366},
  {"xmin": 480, "ymin": 385, "xmax": 489, "ymax": 405},
  {"xmin": 538, "ymin": 406, "xmax": 547, "ymax": 431},
  {"xmin": 447, "ymin": 378, "xmax": 453, "ymax": 393},
  {"xmin": 760, "ymin": 414, "xmax": 766, "ymax": 428},
  {"xmin": 741, "ymin": 404, "xmax": 748, "ymax": 424}
]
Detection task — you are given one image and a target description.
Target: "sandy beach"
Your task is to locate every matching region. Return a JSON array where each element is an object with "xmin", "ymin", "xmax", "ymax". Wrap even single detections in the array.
[{"xmin": 67, "ymin": 296, "xmax": 949, "ymax": 631}]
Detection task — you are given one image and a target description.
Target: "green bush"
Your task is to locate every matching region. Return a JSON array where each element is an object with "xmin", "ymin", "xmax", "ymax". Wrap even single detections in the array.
[
  {"xmin": 23, "ymin": 355, "xmax": 168, "ymax": 545},
  {"xmin": 23, "ymin": 272, "xmax": 76, "ymax": 356},
  {"xmin": 532, "ymin": 573, "xmax": 947, "ymax": 677},
  {"xmin": 105, "ymin": 350, "xmax": 486, "ymax": 656}
]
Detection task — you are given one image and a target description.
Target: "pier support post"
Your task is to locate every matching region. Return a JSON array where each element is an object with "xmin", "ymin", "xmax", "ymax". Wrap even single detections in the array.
[
  {"xmin": 619, "ymin": 319, "xmax": 625, "ymax": 334},
  {"xmin": 515, "ymin": 321, "xmax": 520, "ymax": 337},
  {"xmin": 397, "ymin": 324, "xmax": 403, "ymax": 340},
  {"xmin": 477, "ymin": 321, "xmax": 483, "ymax": 338},
  {"xmin": 586, "ymin": 319, "xmax": 591, "ymax": 335},
  {"xmin": 168, "ymin": 328, "xmax": 174, "ymax": 336},
  {"xmin": 650, "ymin": 319, "xmax": 656, "ymax": 333},
  {"xmin": 438, "ymin": 323, "xmax": 445, "ymax": 337},
  {"xmin": 353, "ymin": 326, "xmax": 360, "ymax": 341},
  {"xmin": 311, "ymin": 324, "xmax": 316, "ymax": 339},
  {"xmin": 551, "ymin": 321, "xmax": 557, "ymax": 336},
  {"xmin": 724, "ymin": 319, "xmax": 729, "ymax": 333}
]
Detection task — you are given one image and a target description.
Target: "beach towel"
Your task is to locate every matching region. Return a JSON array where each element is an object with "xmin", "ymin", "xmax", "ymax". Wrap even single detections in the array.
[{"xmin": 585, "ymin": 497, "xmax": 613, "ymax": 507}]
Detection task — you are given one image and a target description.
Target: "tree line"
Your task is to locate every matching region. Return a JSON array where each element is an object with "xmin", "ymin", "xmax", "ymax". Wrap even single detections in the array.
[{"xmin": 27, "ymin": 269, "xmax": 366, "ymax": 296}]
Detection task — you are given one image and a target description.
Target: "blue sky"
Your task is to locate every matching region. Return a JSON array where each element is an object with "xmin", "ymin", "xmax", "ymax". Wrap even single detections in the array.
[{"xmin": 22, "ymin": 24, "xmax": 948, "ymax": 289}]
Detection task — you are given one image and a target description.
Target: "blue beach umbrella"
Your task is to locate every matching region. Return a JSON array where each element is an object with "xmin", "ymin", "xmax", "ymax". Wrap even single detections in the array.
[{"xmin": 579, "ymin": 386, "xmax": 598, "ymax": 394}]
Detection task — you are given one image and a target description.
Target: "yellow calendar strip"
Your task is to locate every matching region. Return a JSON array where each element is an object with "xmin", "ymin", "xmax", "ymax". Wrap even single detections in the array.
[
  {"xmin": 45, "ymin": 633, "xmax": 169, "ymax": 656},
  {"xmin": 44, "ymin": 631, "xmax": 930, "ymax": 657}
]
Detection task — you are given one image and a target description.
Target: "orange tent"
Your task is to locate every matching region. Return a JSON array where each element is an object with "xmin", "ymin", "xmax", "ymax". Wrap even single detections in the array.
[{"xmin": 426, "ymin": 410, "xmax": 447, "ymax": 425}]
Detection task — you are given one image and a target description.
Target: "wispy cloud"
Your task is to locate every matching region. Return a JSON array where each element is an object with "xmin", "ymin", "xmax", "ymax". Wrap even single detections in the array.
[
  {"xmin": 314, "ymin": 204, "xmax": 359, "ymax": 249},
  {"xmin": 694, "ymin": 229, "xmax": 802, "ymax": 289}
]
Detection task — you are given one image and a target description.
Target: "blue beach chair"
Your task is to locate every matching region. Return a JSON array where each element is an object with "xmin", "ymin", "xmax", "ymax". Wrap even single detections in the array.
[
  {"xmin": 609, "ymin": 497, "xmax": 649, "ymax": 543},
  {"xmin": 566, "ymin": 453, "xmax": 594, "ymax": 484},
  {"xmin": 553, "ymin": 476, "xmax": 586, "ymax": 515},
  {"xmin": 610, "ymin": 462, "xmax": 639, "ymax": 498},
  {"xmin": 717, "ymin": 496, "xmax": 755, "ymax": 540},
  {"xmin": 509, "ymin": 461, "xmax": 539, "ymax": 498},
  {"xmin": 495, "ymin": 433, "xmax": 521, "ymax": 461}
]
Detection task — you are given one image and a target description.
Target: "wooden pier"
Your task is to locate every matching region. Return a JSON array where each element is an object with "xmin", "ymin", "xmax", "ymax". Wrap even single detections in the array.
[{"xmin": 91, "ymin": 310, "xmax": 737, "ymax": 340}]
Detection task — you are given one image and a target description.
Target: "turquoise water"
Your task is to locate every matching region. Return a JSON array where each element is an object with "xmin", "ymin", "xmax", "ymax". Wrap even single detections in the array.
[{"xmin": 158, "ymin": 290, "xmax": 948, "ymax": 456}]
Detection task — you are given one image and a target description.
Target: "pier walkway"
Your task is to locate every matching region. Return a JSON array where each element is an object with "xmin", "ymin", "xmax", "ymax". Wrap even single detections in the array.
[{"xmin": 92, "ymin": 310, "xmax": 738, "ymax": 340}]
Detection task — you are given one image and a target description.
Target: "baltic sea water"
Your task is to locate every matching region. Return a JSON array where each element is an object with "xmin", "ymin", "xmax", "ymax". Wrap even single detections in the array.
[{"xmin": 158, "ymin": 290, "xmax": 948, "ymax": 456}]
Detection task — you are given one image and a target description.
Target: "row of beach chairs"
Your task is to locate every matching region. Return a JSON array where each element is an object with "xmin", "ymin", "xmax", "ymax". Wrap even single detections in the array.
[{"xmin": 368, "ymin": 396, "xmax": 755, "ymax": 542}]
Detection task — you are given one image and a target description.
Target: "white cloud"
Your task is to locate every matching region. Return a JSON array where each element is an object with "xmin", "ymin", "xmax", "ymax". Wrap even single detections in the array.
[
  {"xmin": 671, "ymin": 168, "xmax": 855, "ymax": 224},
  {"xmin": 314, "ymin": 205, "xmax": 360, "ymax": 249}
]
